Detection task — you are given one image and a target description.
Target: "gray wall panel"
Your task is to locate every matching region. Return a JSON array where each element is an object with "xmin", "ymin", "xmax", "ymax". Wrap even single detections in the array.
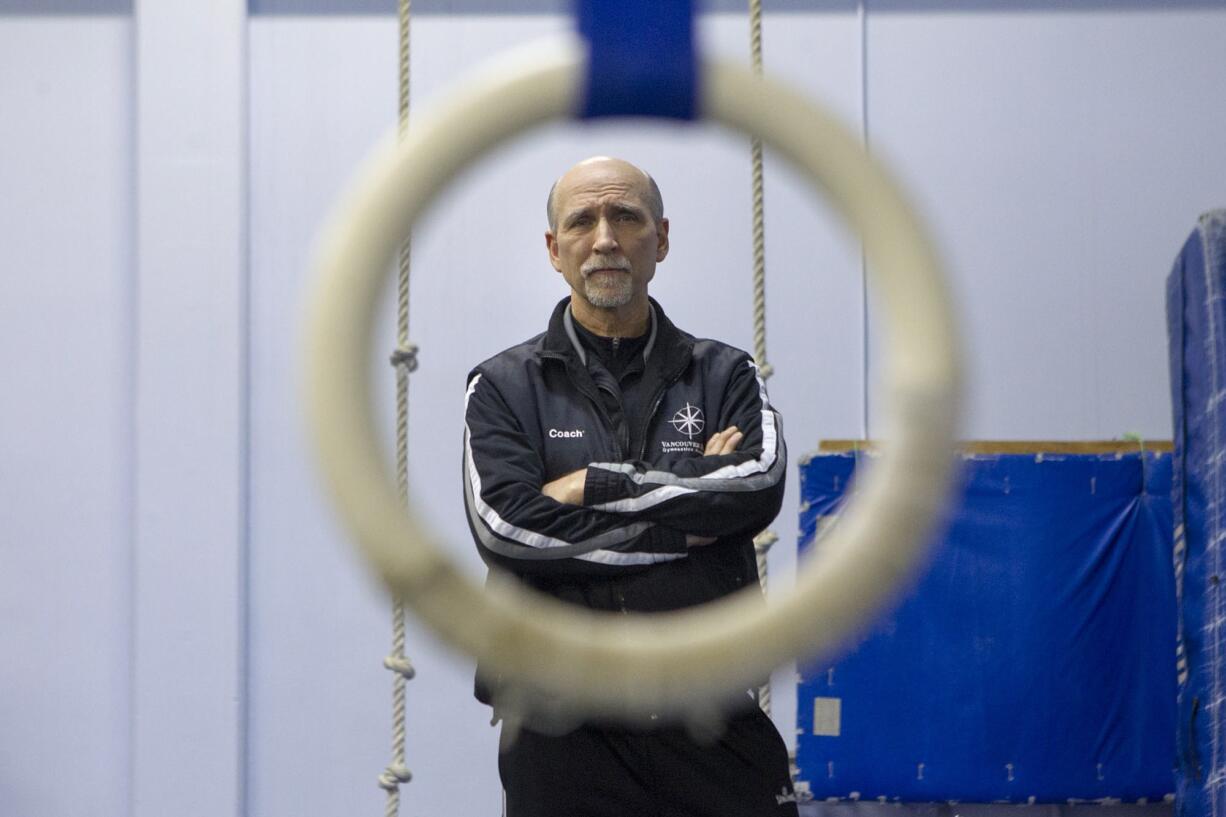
[
  {"xmin": 0, "ymin": 16, "xmax": 134, "ymax": 817},
  {"xmin": 864, "ymin": 6, "xmax": 1226, "ymax": 439}
]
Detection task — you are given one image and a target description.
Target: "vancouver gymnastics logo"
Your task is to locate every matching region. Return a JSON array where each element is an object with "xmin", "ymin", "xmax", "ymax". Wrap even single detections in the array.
[{"xmin": 669, "ymin": 403, "xmax": 705, "ymax": 438}]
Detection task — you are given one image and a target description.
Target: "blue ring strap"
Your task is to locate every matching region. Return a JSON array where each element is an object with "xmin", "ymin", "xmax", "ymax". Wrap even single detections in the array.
[{"xmin": 577, "ymin": 0, "xmax": 698, "ymax": 121}]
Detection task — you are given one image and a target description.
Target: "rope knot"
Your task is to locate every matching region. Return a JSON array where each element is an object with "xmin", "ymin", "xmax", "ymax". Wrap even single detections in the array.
[
  {"xmin": 757, "ymin": 362, "xmax": 775, "ymax": 380},
  {"xmin": 377, "ymin": 763, "xmax": 412, "ymax": 791},
  {"xmin": 384, "ymin": 654, "xmax": 416, "ymax": 679},
  {"xmin": 389, "ymin": 343, "xmax": 419, "ymax": 372}
]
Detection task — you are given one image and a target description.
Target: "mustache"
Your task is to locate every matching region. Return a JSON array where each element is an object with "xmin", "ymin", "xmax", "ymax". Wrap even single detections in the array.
[{"xmin": 581, "ymin": 258, "xmax": 632, "ymax": 277}]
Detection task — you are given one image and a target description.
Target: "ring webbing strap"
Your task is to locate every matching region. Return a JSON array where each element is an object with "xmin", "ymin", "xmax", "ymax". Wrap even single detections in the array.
[{"xmin": 577, "ymin": 0, "xmax": 698, "ymax": 120}]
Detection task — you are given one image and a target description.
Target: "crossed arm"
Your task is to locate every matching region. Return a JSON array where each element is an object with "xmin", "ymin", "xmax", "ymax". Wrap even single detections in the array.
[
  {"xmin": 464, "ymin": 357, "xmax": 785, "ymax": 573},
  {"xmin": 542, "ymin": 425, "xmax": 745, "ymax": 547}
]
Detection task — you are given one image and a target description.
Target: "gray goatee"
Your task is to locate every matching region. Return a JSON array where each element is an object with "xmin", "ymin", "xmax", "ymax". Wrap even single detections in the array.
[{"xmin": 581, "ymin": 258, "xmax": 633, "ymax": 308}]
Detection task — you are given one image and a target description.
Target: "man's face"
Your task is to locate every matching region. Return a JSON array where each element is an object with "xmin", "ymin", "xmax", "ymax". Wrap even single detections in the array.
[{"xmin": 546, "ymin": 161, "xmax": 669, "ymax": 311}]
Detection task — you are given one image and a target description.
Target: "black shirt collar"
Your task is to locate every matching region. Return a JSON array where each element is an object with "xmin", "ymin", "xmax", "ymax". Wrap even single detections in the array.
[
  {"xmin": 561, "ymin": 302, "xmax": 657, "ymax": 368},
  {"xmin": 540, "ymin": 296, "xmax": 694, "ymax": 382}
]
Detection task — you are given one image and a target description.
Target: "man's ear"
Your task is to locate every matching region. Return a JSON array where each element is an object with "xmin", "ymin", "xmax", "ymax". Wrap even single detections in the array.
[
  {"xmin": 545, "ymin": 231, "xmax": 562, "ymax": 272},
  {"xmin": 655, "ymin": 217, "xmax": 670, "ymax": 262}
]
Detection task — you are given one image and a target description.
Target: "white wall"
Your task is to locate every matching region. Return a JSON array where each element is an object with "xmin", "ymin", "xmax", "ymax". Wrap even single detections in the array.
[
  {"xmin": 864, "ymin": 4, "xmax": 1226, "ymax": 439},
  {"xmin": 0, "ymin": 14, "xmax": 133, "ymax": 817},
  {"xmin": 2, "ymin": 3, "xmax": 1223, "ymax": 816},
  {"xmin": 131, "ymin": 2, "xmax": 248, "ymax": 815}
]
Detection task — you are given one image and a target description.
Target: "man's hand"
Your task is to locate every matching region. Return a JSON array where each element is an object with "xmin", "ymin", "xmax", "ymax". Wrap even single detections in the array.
[
  {"xmin": 541, "ymin": 468, "xmax": 587, "ymax": 506},
  {"xmin": 686, "ymin": 426, "xmax": 743, "ymax": 547},
  {"xmin": 704, "ymin": 425, "xmax": 742, "ymax": 457}
]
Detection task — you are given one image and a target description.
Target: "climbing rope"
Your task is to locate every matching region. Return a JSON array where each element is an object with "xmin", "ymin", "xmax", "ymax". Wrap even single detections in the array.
[
  {"xmin": 753, "ymin": 528, "xmax": 779, "ymax": 714},
  {"xmin": 380, "ymin": 0, "xmax": 415, "ymax": 812},
  {"xmin": 747, "ymin": 0, "xmax": 776, "ymax": 718},
  {"xmin": 748, "ymin": 0, "xmax": 772, "ymax": 384}
]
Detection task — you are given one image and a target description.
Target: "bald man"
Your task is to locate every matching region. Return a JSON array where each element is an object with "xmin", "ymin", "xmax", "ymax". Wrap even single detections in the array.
[{"xmin": 462, "ymin": 158, "xmax": 798, "ymax": 816}]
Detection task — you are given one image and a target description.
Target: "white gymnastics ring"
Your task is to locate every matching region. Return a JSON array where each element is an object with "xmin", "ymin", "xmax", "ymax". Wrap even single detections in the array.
[{"xmin": 306, "ymin": 33, "xmax": 961, "ymax": 725}]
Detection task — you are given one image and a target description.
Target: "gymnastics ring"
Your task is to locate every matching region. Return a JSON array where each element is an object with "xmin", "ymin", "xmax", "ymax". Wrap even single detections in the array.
[{"xmin": 306, "ymin": 33, "xmax": 961, "ymax": 726}]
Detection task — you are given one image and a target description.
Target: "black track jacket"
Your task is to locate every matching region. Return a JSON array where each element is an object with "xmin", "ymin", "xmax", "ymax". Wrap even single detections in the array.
[{"xmin": 463, "ymin": 297, "xmax": 786, "ymax": 632}]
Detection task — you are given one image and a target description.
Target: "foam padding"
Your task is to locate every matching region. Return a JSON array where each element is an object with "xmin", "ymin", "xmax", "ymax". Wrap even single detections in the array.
[
  {"xmin": 795, "ymin": 451, "xmax": 1176, "ymax": 803},
  {"xmin": 1168, "ymin": 210, "xmax": 1226, "ymax": 817}
]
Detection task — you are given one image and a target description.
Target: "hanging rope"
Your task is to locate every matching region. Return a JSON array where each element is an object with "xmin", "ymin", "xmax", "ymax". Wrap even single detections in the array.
[
  {"xmin": 748, "ymin": 0, "xmax": 772, "ymax": 384},
  {"xmin": 752, "ymin": 529, "xmax": 776, "ymax": 715},
  {"xmin": 380, "ymin": 0, "xmax": 416, "ymax": 812},
  {"xmin": 747, "ymin": 0, "xmax": 777, "ymax": 719}
]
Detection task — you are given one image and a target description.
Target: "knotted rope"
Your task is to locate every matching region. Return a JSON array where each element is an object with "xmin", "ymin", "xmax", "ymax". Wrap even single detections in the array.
[
  {"xmin": 382, "ymin": 0, "xmax": 415, "ymax": 812},
  {"xmin": 747, "ymin": 0, "xmax": 777, "ymax": 718}
]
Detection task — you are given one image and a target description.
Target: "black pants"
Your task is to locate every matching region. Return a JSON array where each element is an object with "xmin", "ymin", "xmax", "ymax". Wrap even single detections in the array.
[{"xmin": 498, "ymin": 708, "xmax": 800, "ymax": 817}]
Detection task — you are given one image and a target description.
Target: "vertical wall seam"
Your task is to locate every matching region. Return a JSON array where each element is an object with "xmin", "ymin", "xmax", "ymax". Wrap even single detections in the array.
[
  {"xmin": 858, "ymin": 0, "xmax": 870, "ymax": 439},
  {"xmin": 237, "ymin": 5, "xmax": 253, "ymax": 817},
  {"xmin": 124, "ymin": 8, "xmax": 139, "ymax": 817}
]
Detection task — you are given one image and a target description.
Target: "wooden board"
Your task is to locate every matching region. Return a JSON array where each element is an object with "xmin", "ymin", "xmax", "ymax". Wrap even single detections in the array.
[{"xmin": 817, "ymin": 439, "xmax": 1174, "ymax": 454}]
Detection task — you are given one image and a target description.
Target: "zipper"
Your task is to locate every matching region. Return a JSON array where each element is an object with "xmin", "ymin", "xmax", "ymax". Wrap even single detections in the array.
[
  {"xmin": 638, "ymin": 390, "xmax": 666, "ymax": 460},
  {"xmin": 587, "ymin": 386, "xmax": 622, "ymax": 460},
  {"xmin": 596, "ymin": 381, "xmax": 630, "ymax": 456},
  {"xmin": 558, "ymin": 357, "xmax": 624, "ymax": 460}
]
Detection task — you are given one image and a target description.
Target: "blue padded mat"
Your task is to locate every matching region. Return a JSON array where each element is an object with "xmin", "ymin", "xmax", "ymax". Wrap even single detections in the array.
[
  {"xmin": 795, "ymin": 451, "xmax": 1177, "ymax": 803},
  {"xmin": 1168, "ymin": 210, "xmax": 1226, "ymax": 817}
]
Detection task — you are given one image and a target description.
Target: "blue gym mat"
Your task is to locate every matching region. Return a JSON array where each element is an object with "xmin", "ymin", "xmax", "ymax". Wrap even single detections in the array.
[
  {"xmin": 1168, "ymin": 210, "xmax": 1226, "ymax": 817},
  {"xmin": 795, "ymin": 449, "xmax": 1177, "ymax": 803}
]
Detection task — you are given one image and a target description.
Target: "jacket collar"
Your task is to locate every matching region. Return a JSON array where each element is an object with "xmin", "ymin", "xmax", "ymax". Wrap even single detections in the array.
[
  {"xmin": 561, "ymin": 301, "xmax": 659, "ymax": 367},
  {"xmin": 540, "ymin": 296, "xmax": 692, "ymax": 375}
]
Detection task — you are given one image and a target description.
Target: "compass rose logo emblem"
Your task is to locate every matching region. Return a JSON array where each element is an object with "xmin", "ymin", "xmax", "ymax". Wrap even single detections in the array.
[{"xmin": 669, "ymin": 403, "xmax": 705, "ymax": 439}]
